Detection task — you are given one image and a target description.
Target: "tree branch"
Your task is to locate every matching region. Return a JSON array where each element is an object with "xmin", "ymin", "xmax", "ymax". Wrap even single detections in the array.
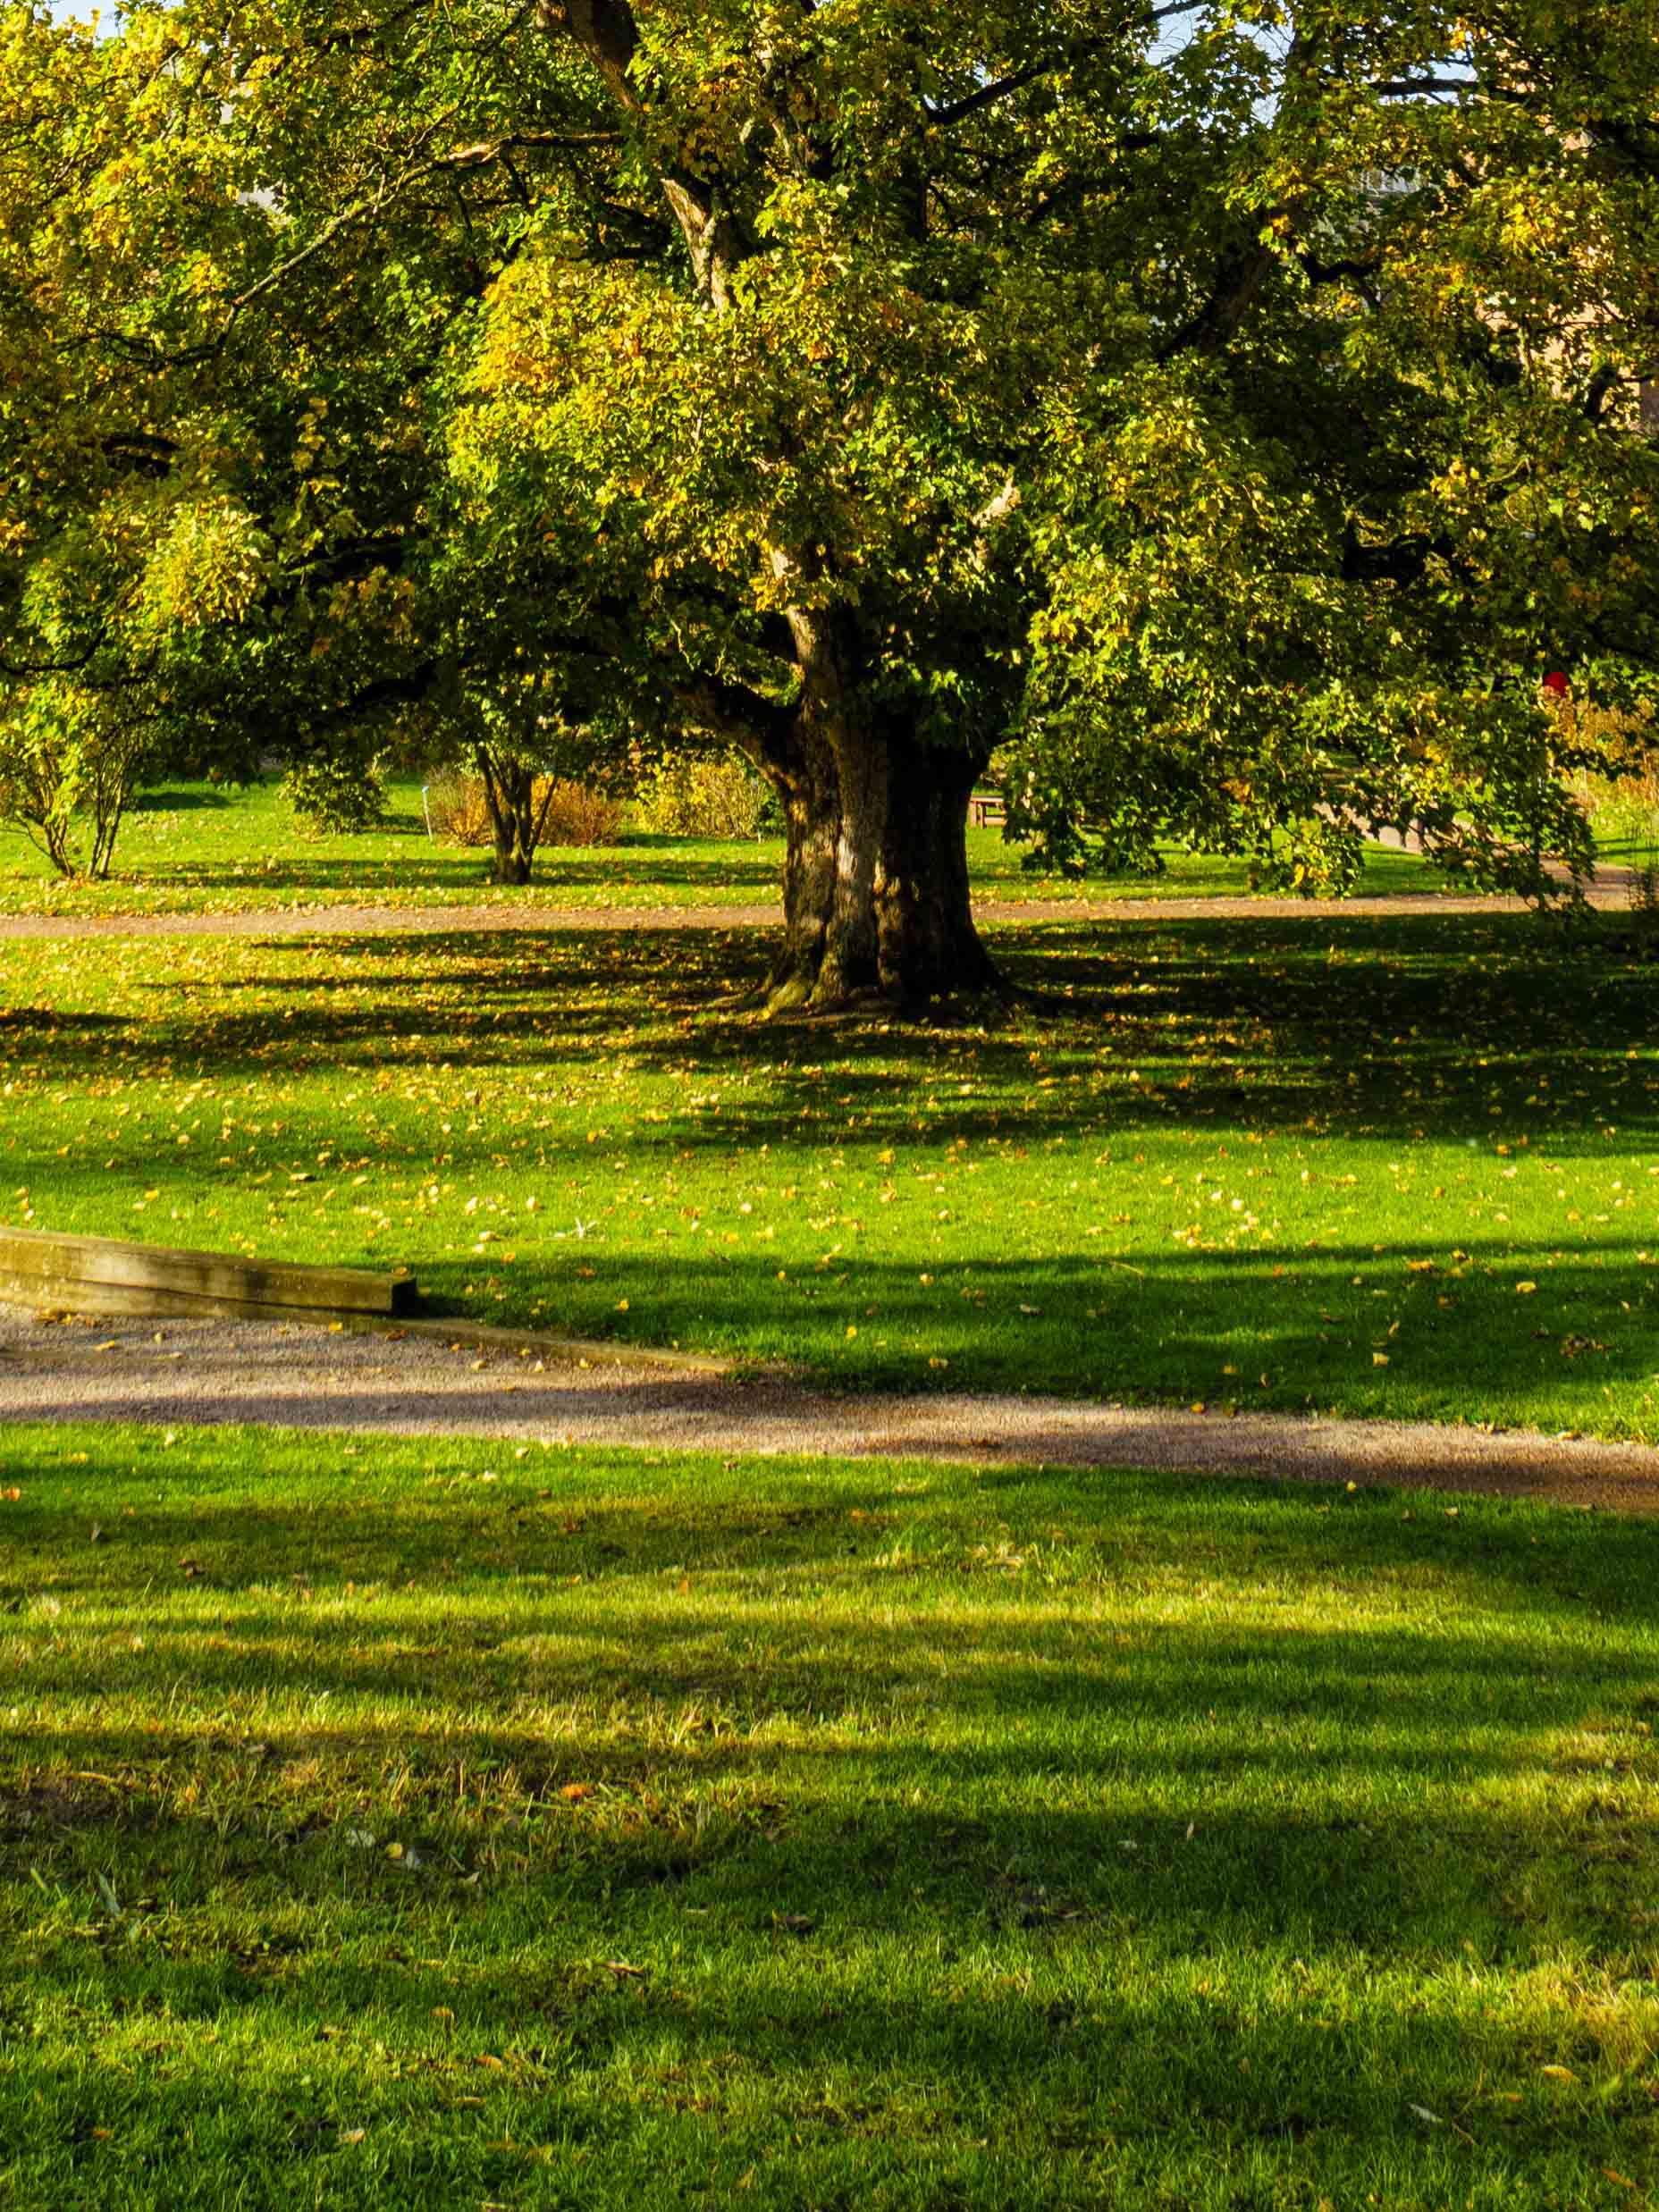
[{"xmin": 1157, "ymin": 240, "xmax": 1277, "ymax": 360}]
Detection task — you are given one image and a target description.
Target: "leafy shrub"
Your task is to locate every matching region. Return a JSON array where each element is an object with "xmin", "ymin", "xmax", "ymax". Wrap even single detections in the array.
[
  {"xmin": 1561, "ymin": 706, "xmax": 1657, "ymax": 893},
  {"xmin": 425, "ymin": 773, "xmax": 493, "ymax": 846},
  {"xmin": 631, "ymin": 753, "xmax": 771, "ymax": 837},
  {"xmin": 284, "ymin": 755, "xmax": 389, "ymax": 836},
  {"xmin": 0, "ymin": 678, "xmax": 151, "ymax": 878},
  {"xmin": 539, "ymin": 778, "xmax": 623, "ymax": 846},
  {"xmin": 426, "ymin": 773, "xmax": 621, "ymax": 848}
]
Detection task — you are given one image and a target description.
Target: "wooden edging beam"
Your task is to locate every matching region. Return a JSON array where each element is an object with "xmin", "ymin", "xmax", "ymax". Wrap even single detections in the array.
[{"xmin": 0, "ymin": 1226, "xmax": 417, "ymax": 1324}]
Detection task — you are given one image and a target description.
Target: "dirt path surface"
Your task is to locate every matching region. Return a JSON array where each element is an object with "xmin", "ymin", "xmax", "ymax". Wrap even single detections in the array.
[
  {"xmin": 4, "ymin": 1311, "xmax": 1655, "ymax": 1516},
  {"xmin": 0, "ymin": 878, "xmax": 1641, "ymax": 942}
]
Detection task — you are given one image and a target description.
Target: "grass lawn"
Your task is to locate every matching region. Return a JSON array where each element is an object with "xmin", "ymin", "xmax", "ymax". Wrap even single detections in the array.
[
  {"xmin": 3, "ymin": 910, "xmax": 1657, "ymax": 1441},
  {"xmin": 1, "ymin": 1422, "xmax": 1655, "ymax": 2209},
  {"xmin": 0, "ymin": 776, "xmax": 1461, "ymax": 918}
]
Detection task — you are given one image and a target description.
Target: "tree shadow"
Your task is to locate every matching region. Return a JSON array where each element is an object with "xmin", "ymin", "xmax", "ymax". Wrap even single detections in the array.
[
  {"xmin": 130, "ymin": 787, "xmax": 235, "ymax": 815},
  {"xmin": 1, "ymin": 1454, "xmax": 1655, "ymax": 2201},
  {"xmin": 21, "ymin": 911, "xmax": 1657, "ymax": 1140},
  {"xmin": 10, "ymin": 908, "xmax": 1657, "ymax": 1430}
]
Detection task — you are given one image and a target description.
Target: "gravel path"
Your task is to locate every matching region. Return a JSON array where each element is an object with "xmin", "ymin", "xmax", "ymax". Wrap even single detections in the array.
[
  {"xmin": 0, "ymin": 879, "xmax": 1641, "ymax": 942},
  {"xmin": 4, "ymin": 1311, "xmax": 1655, "ymax": 1516}
]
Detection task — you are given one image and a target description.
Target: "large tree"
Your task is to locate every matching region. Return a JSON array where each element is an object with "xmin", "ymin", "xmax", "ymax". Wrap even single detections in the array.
[{"xmin": 3, "ymin": 1, "xmax": 1655, "ymax": 984}]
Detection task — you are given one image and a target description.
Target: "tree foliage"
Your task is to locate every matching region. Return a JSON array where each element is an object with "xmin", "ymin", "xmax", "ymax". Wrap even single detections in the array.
[{"xmin": 1, "ymin": 0, "xmax": 1655, "ymax": 963}]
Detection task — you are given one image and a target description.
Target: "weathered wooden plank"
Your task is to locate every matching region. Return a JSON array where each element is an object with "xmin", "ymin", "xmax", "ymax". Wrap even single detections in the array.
[
  {"xmin": 0, "ymin": 1279, "xmax": 392, "ymax": 1325},
  {"xmin": 0, "ymin": 1227, "xmax": 417, "ymax": 1318}
]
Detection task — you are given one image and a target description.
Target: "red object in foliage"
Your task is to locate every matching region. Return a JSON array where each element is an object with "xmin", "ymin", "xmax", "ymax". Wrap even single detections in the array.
[{"xmin": 1542, "ymin": 670, "xmax": 1571, "ymax": 697}]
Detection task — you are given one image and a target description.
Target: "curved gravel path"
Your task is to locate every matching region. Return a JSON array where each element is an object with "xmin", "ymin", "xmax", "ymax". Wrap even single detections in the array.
[
  {"xmin": 0, "ymin": 878, "xmax": 1641, "ymax": 941},
  {"xmin": 4, "ymin": 1311, "xmax": 1655, "ymax": 1516}
]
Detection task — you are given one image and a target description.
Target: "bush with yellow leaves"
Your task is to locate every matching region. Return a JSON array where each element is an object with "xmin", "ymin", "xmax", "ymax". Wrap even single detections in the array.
[
  {"xmin": 426, "ymin": 772, "xmax": 621, "ymax": 849},
  {"xmin": 630, "ymin": 753, "xmax": 771, "ymax": 838}
]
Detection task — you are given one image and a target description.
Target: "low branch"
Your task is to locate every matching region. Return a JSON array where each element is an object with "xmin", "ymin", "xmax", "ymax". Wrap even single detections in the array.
[
  {"xmin": 673, "ymin": 672, "xmax": 798, "ymax": 749},
  {"xmin": 1158, "ymin": 241, "xmax": 1277, "ymax": 361},
  {"xmin": 1374, "ymin": 75, "xmax": 1478, "ymax": 98},
  {"xmin": 99, "ymin": 430, "xmax": 179, "ymax": 477}
]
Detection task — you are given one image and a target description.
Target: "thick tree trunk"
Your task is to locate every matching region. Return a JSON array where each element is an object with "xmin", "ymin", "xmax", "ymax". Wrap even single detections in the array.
[
  {"xmin": 765, "ymin": 729, "xmax": 840, "ymax": 1010},
  {"xmin": 743, "ymin": 592, "xmax": 991, "ymax": 1011},
  {"xmin": 759, "ymin": 718, "xmax": 995, "ymax": 1012},
  {"xmin": 874, "ymin": 731, "xmax": 998, "ymax": 1002}
]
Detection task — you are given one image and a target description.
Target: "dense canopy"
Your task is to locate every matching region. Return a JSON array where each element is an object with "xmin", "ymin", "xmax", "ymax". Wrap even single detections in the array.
[{"xmin": 2, "ymin": 0, "xmax": 1656, "ymax": 995}]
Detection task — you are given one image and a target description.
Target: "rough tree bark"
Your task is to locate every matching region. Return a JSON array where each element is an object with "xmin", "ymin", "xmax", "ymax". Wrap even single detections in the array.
[{"xmin": 755, "ymin": 714, "xmax": 995, "ymax": 1011}]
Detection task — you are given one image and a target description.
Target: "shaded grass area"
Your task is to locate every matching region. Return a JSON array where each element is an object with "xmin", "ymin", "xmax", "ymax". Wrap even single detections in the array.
[
  {"xmin": 0, "ymin": 776, "xmax": 1461, "ymax": 917},
  {"xmin": 1, "ymin": 1422, "xmax": 1655, "ymax": 2208},
  {"xmin": 4, "ymin": 910, "xmax": 1657, "ymax": 1439}
]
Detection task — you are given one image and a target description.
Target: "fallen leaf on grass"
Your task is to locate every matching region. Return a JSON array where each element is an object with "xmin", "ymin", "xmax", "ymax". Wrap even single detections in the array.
[{"xmin": 1539, "ymin": 2065, "xmax": 1578, "ymax": 2082}]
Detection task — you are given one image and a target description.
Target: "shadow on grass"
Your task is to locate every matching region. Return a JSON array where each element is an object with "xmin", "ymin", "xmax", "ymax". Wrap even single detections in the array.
[
  {"xmin": 0, "ymin": 1007, "xmax": 125, "ymax": 1034},
  {"xmin": 130, "ymin": 788, "xmax": 235, "ymax": 815},
  {"xmin": 13, "ymin": 1232, "xmax": 1659, "ymax": 1433},
  {"xmin": 1, "ymin": 1451, "xmax": 1655, "ymax": 2203},
  {"xmin": 19, "ymin": 912, "xmax": 1658, "ymax": 1141}
]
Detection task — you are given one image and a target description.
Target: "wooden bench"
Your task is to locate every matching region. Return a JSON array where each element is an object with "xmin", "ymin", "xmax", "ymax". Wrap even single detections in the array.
[{"xmin": 968, "ymin": 793, "xmax": 1007, "ymax": 829}]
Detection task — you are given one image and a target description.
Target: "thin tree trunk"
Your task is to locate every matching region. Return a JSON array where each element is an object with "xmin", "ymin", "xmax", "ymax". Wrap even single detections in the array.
[{"xmin": 476, "ymin": 745, "xmax": 537, "ymax": 885}]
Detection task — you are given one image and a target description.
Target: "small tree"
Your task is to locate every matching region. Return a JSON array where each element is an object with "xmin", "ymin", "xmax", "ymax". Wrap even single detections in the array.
[
  {"xmin": 459, "ymin": 670, "xmax": 592, "ymax": 886},
  {"xmin": 284, "ymin": 748, "xmax": 392, "ymax": 836},
  {"xmin": 0, "ymin": 679, "xmax": 152, "ymax": 879}
]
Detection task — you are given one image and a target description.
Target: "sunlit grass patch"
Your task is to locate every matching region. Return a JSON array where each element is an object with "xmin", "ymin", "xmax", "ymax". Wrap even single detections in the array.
[
  {"xmin": 0, "ymin": 1422, "xmax": 1655, "ymax": 2208},
  {"xmin": 4, "ymin": 909, "xmax": 1657, "ymax": 1439}
]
